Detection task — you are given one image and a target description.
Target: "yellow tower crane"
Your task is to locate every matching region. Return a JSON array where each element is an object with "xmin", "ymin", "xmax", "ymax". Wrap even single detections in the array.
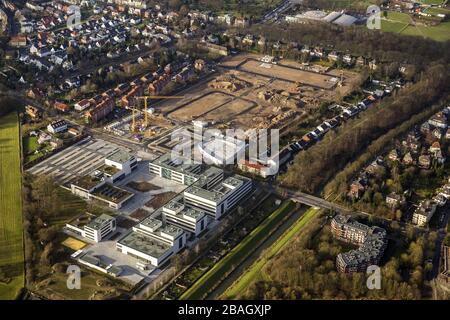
[{"xmin": 131, "ymin": 95, "xmax": 184, "ymax": 133}]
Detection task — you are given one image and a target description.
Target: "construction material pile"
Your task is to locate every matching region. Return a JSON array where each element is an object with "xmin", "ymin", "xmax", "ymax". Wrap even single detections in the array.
[{"xmin": 209, "ymin": 75, "xmax": 251, "ymax": 92}]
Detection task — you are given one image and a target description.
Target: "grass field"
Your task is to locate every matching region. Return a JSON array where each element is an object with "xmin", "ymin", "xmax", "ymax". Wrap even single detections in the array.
[
  {"xmin": 319, "ymin": 0, "xmax": 379, "ymax": 10},
  {"xmin": 222, "ymin": 207, "xmax": 320, "ymax": 299},
  {"xmin": 424, "ymin": 6, "xmax": 450, "ymax": 15},
  {"xmin": 180, "ymin": 200, "xmax": 296, "ymax": 300},
  {"xmin": 419, "ymin": 0, "xmax": 446, "ymax": 4},
  {"xmin": 381, "ymin": 10, "xmax": 450, "ymax": 41},
  {"xmin": 0, "ymin": 112, "xmax": 24, "ymax": 300}
]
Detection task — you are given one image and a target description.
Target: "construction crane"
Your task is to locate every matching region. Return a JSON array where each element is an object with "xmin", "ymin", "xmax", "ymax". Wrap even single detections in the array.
[{"xmin": 131, "ymin": 95, "xmax": 184, "ymax": 132}]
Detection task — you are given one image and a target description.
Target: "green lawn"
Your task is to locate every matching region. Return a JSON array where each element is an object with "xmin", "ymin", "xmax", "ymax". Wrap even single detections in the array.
[
  {"xmin": 223, "ymin": 207, "xmax": 320, "ymax": 299},
  {"xmin": 401, "ymin": 21, "xmax": 450, "ymax": 42},
  {"xmin": 419, "ymin": 0, "xmax": 446, "ymax": 4},
  {"xmin": 424, "ymin": 6, "xmax": 450, "ymax": 16},
  {"xmin": 22, "ymin": 136, "xmax": 38, "ymax": 154},
  {"xmin": 0, "ymin": 112, "xmax": 24, "ymax": 300},
  {"xmin": 380, "ymin": 10, "xmax": 450, "ymax": 41},
  {"xmin": 321, "ymin": 0, "xmax": 379, "ymax": 10},
  {"xmin": 180, "ymin": 200, "xmax": 296, "ymax": 300}
]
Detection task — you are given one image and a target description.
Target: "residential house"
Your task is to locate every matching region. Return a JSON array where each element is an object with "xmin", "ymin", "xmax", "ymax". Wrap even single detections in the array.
[
  {"xmin": 54, "ymin": 101, "xmax": 70, "ymax": 112},
  {"xmin": 25, "ymin": 105, "xmax": 42, "ymax": 119},
  {"xmin": 343, "ymin": 54, "xmax": 353, "ymax": 65},
  {"xmin": 348, "ymin": 176, "xmax": 368, "ymax": 200},
  {"xmin": 432, "ymin": 128, "xmax": 444, "ymax": 140},
  {"xmin": 386, "ymin": 192, "xmax": 405, "ymax": 210},
  {"xmin": 412, "ymin": 200, "xmax": 436, "ymax": 226},
  {"xmin": 86, "ymin": 97, "xmax": 115, "ymax": 123},
  {"xmin": 388, "ymin": 149, "xmax": 399, "ymax": 162},
  {"xmin": 74, "ymin": 99, "xmax": 91, "ymax": 111},
  {"xmin": 47, "ymin": 119, "xmax": 68, "ymax": 134},
  {"xmin": 429, "ymin": 112, "xmax": 447, "ymax": 129},
  {"xmin": 446, "ymin": 128, "xmax": 450, "ymax": 140},
  {"xmin": 418, "ymin": 154, "xmax": 431, "ymax": 169},
  {"xmin": 403, "ymin": 152, "xmax": 415, "ymax": 166}
]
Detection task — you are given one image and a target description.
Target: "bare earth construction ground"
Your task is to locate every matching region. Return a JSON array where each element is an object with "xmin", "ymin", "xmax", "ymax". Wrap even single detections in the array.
[{"xmin": 151, "ymin": 53, "xmax": 360, "ymax": 135}]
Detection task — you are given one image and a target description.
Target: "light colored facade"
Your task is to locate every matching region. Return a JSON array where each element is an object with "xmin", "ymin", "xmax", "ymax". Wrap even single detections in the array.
[
  {"xmin": 331, "ymin": 215, "xmax": 387, "ymax": 273},
  {"xmin": 104, "ymin": 150, "xmax": 138, "ymax": 179},
  {"xmin": 66, "ymin": 213, "xmax": 116, "ymax": 242},
  {"xmin": 149, "ymin": 153, "xmax": 201, "ymax": 185},
  {"xmin": 412, "ymin": 200, "xmax": 436, "ymax": 227},
  {"xmin": 117, "ymin": 214, "xmax": 186, "ymax": 268},
  {"xmin": 47, "ymin": 119, "xmax": 68, "ymax": 134},
  {"xmin": 149, "ymin": 153, "xmax": 252, "ymax": 219},
  {"xmin": 161, "ymin": 195, "xmax": 209, "ymax": 236}
]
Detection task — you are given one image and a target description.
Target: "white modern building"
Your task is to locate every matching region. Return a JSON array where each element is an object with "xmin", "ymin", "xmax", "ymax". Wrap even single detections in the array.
[
  {"xmin": 184, "ymin": 174, "xmax": 252, "ymax": 219},
  {"xmin": 105, "ymin": 150, "xmax": 138, "ymax": 176},
  {"xmin": 149, "ymin": 153, "xmax": 253, "ymax": 219},
  {"xmin": 66, "ymin": 213, "xmax": 116, "ymax": 242},
  {"xmin": 117, "ymin": 214, "xmax": 186, "ymax": 268},
  {"xmin": 161, "ymin": 195, "xmax": 210, "ymax": 236},
  {"xmin": 149, "ymin": 152, "xmax": 202, "ymax": 185}
]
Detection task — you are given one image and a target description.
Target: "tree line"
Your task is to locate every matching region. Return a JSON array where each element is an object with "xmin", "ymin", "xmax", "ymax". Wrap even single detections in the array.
[
  {"xmin": 281, "ymin": 63, "xmax": 450, "ymax": 193},
  {"xmin": 238, "ymin": 213, "xmax": 437, "ymax": 300}
]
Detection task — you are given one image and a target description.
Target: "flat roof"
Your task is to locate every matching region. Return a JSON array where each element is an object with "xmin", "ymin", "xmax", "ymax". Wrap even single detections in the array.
[
  {"xmin": 140, "ymin": 214, "xmax": 184, "ymax": 238},
  {"xmin": 86, "ymin": 214, "xmax": 114, "ymax": 230},
  {"xmin": 106, "ymin": 149, "xmax": 133, "ymax": 164},
  {"xmin": 72, "ymin": 175, "xmax": 103, "ymax": 190},
  {"xmin": 97, "ymin": 164, "xmax": 120, "ymax": 175},
  {"xmin": 118, "ymin": 231, "xmax": 172, "ymax": 259},
  {"xmin": 68, "ymin": 212, "xmax": 96, "ymax": 229},
  {"xmin": 92, "ymin": 184, "xmax": 134, "ymax": 203},
  {"xmin": 185, "ymin": 174, "xmax": 250, "ymax": 203},
  {"xmin": 163, "ymin": 196, "xmax": 205, "ymax": 221},
  {"xmin": 153, "ymin": 153, "xmax": 201, "ymax": 173}
]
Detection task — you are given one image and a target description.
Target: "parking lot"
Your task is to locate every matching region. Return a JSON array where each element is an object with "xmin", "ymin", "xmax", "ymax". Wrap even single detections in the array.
[{"xmin": 27, "ymin": 137, "xmax": 128, "ymax": 185}]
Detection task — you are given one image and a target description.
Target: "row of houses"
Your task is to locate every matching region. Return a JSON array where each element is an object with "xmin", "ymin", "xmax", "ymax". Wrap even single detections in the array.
[
  {"xmin": 77, "ymin": 58, "xmax": 202, "ymax": 123},
  {"xmin": 289, "ymin": 79, "xmax": 403, "ymax": 155}
]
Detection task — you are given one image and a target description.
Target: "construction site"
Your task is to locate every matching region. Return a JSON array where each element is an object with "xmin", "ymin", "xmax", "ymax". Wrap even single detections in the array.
[
  {"xmin": 93, "ymin": 53, "xmax": 361, "ymax": 148},
  {"xmin": 150, "ymin": 53, "xmax": 359, "ymax": 133}
]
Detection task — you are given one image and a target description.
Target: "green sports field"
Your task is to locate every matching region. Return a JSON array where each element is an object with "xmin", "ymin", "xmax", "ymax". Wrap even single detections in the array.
[
  {"xmin": 223, "ymin": 207, "xmax": 320, "ymax": 299},
  {"xmin": 381, "ymin": 11, "xmax": 450, "ymax": 42},
  {"xmin": 0, "ymin": 112, "xmax": 24, "ymax": 300}
]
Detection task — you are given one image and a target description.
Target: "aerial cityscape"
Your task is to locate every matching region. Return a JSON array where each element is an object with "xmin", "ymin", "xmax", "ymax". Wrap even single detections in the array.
[{"xmin": 0, "ymin": 0, "xmax": 449, "ymax": 307}]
